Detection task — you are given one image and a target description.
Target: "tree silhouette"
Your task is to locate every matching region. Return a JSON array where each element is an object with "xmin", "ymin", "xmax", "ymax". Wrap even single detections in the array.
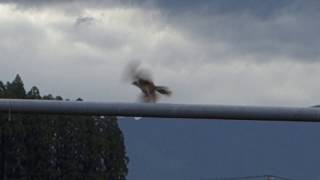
[{"xmin": 0, "ymin": 75, "xmax": 128, "ymax": 179}]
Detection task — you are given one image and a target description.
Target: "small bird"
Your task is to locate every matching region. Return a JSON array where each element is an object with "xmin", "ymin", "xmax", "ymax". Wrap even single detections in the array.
[{"xmin": 125, "ymin": 62, "xmax": 172, "ymax": 103}]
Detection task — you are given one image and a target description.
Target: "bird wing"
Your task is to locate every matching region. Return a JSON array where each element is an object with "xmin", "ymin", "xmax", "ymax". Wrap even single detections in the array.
[
  {"xmin": 124, "ymin": 61, "xmax": 153, "ymax": 82},
  {"xmin": 155, "ymin": 86, "xmax": 172, "ymax": 96}
]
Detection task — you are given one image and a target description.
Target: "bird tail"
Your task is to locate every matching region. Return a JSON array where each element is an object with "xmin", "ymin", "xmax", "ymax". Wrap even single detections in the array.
[{"xmin": 155, "ymin": 86, "xmax": 172, "ymax": 96}]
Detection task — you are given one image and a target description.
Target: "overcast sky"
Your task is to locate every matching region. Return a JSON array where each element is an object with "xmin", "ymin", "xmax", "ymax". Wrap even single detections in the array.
[
  {"xmin": 2, "ymin": 1, "xmax": 320, "ymax": 180},
  {"xmin": 1, "ymin": 0, "xmax": 320, "ymax": 106}
]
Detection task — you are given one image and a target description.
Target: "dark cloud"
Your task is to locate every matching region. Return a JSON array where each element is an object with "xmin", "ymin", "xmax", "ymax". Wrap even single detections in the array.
[
  {"xmin": 6, "ymin": 0, "xmax": 318, "ymax": 62},
  {"xmin": 155, "ymin": 0, "xmax": 320, "ymax": 62},
  {"xmin": 0, "ymin": 0, "xmax": 141, "ymax": 10},
  {"xmin": 0, "ymin": 0, "xmax": 315, "ymax": 23},
  {"xmin": 153, "ymin": 0, "xmax": 296, "ymax": 19},
  {"xmin": 1, "ymin": 0, "xmax": 66, "ymax": 8},
  {"xmin": 1, "ymin": 0, "xmax": 320, "ymax": 106},
  {"xmin": 75, "ymin": 16, "xmax": 95, "ymax": 26},
  {"xmin": 0, "ymin": 0, "xmax": 298, "ymax": 18},
  {"xmin": 0, "ymin": 0, "xmax": 316, "ymax": 15}
]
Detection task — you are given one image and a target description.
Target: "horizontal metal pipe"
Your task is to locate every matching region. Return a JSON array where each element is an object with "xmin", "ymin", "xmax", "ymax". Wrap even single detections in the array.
[{"xmin": 0, "ymin": 99, "xmax": 319, "ymax": 122}]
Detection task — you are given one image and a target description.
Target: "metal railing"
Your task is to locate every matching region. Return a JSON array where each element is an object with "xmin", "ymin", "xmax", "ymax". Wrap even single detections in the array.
[{"xmin": 0, "ymin": 99, "xmax": 320, "ymax": 122}]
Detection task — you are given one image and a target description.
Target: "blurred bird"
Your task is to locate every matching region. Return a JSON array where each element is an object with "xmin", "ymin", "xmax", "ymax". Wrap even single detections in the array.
[{"xmin": 124, "ymin": 61, "xmax": 172, "ymax": 103}]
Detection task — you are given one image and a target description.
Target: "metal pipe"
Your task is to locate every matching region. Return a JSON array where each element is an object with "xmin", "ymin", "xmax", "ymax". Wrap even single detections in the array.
[{"xmin": 0, "ymin": 99, "xmax": 319, "ymax": 122}]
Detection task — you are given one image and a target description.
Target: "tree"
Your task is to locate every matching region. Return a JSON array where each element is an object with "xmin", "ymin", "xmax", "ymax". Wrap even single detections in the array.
[
  {"xmin": 0, "ymin": 75, "xmax": 129, "ymax": 179},
  {"xmin": 26, "ymin": 86, "xmax": 41, "ymax": 99},
  {"xmin": 0, "ymin": 82, "xmax": 5, "ymax": 98},
  {"xmin": 5, "ymin": 74, "xmax": 26, "ymax": 99}
]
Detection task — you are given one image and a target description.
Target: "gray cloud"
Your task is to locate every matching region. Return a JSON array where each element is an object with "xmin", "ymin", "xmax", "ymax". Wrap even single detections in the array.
[
  {"xmin": 0, "ymin": 0, "xmax": 143, "ymax": 10},
  {"xmin": 0, "ymin": 1, "xmax": 319, "ymax": 107},
  {"xmin": 75, "ymin": 16, "xmax": 95, "ymax": 26},
  {"xmin": 15, "ymin": 0, "xmax": 315, "ymax": 62},
  {"xmin": 0, "ymin": 0, "xmax": 297, "ymax": 16},
  {"xmin": 150, "ymin": 1, "xmax": 320, "ymax": 64},
  {"xmin": 70, "ymin": 17, "xmax": 128, "ymax": 50},
  {"xmin": 152, "ymin": 0, "xmax": 295, "ymax": 18},
  {"xmin": 168, "ymin": 12, "xmax": 320, "ymax": 62},
  {"xmin": 4, "ymin": 0, "xmax": 316, "ymax": 21},
  {"xmin": 2, "ymin": 3, "xmax": 320, "ymax": 180}
]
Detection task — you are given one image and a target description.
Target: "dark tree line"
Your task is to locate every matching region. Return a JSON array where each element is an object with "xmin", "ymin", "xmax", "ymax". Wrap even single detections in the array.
[{"xmin": 0, "ymin": 75, "xmax": 128, "ymax": 180}]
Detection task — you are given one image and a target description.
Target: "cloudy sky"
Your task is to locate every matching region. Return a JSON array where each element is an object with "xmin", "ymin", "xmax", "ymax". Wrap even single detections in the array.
[
  {"xmin": 1, "ymin": 0, "xmax": 320, "ymax": 106},
  {"xmin": 2, "ymin": 1, "xmax": 320, "ymax": 180}
]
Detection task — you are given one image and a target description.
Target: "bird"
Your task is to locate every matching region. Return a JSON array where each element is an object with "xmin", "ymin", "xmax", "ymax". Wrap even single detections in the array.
[{"xmin": 124, "ymin": 62, "xmax": 172, "ymax": 103}]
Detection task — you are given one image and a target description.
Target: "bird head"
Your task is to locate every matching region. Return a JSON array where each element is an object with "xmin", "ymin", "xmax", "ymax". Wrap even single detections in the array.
[{"xmin": 132, "ymin": 81, "xmax": 139, "ymax": 86}]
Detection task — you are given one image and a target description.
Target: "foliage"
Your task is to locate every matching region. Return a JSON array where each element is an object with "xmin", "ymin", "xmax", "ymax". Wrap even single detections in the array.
[{"xmin": 0, "ymin": 75, "xmax": 128, "ymax": 180}]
